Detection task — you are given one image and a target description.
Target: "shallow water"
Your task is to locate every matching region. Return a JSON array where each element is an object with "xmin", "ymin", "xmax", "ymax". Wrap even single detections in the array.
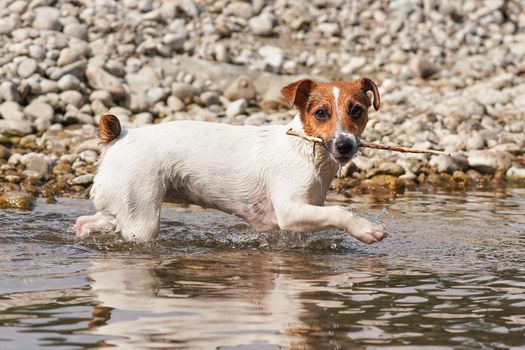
[{"xmin": 0, "ymin": 188, "xmax": 524, "ymax": 350}]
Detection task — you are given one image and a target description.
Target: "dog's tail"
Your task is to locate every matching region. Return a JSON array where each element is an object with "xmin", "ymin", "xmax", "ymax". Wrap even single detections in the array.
[{"xmin": 98, "ymin": 114, "xmax": 121, "ymax": 145}]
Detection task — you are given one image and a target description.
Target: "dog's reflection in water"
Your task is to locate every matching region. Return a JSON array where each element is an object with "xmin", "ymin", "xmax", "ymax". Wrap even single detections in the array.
[{"xmin": 87, "ymin": 254, "xmax": 310, "ymax": 349}]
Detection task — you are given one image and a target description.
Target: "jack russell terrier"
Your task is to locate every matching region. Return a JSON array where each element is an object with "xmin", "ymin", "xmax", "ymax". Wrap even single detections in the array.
[{"xmin": 76, "ymin": 77, "xmax": 387, "ymax": 244}]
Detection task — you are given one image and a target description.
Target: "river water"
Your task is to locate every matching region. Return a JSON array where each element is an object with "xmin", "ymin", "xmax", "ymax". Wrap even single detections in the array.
[{"xmin": 0, "ymin": 188, "xmax": 524, "ymax": 349}]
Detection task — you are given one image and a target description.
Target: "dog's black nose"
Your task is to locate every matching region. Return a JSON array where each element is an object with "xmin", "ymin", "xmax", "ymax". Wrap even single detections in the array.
[{"xmin": 335, "ymin": 138, "xmax": 355, "ymax": 154}]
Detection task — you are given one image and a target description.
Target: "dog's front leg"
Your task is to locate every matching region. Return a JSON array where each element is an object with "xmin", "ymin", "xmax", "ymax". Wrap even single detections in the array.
[{"xmin": 274, "ymin": 203, "xmax": 387, "ymax": 244}]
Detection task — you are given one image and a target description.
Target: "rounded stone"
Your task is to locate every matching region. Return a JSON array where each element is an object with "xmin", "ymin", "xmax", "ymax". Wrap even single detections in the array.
[
  {"xmin": 24, "ymin": 102, "xmax": 54, "ymax": 121},
  {"xmin": 57, "ymin": 74, "xmax": 83, "ymax": 91},
  {"xmin": 224, "ymin": 75, "xmax": 256, "ymax": 101},
  {"xmin": 60, "ymin": 90, "xmax": 85, "ymax": 107},
  {"xmin": 17, "ymin": 58, "xmax": 38, "ymax": 78},
  {"xmin": 63, "ymin": 23, "xmax": 88, "ymax": 40},
  {"xmin": 171, "ymin": 82, "xmax": 194, "ymax": 102},
  {"xmin": 0, "ymin": 145, "xmax": 11, "ymax": 160},
  {"xmin": 249, "ymin": 14, "xmax": 273, "ymax": 36},
  {"xmin": 0, "ymin": 16, "xmax": 19, "ymax": 35},
  {"xmin": 0, "ymin": 191, "xmax": 35, "ymax": 210},
  {"xmin": 33, "ymin": 7, "xmax": 62, "ymax": 31},
  {"xmin": 200, "ymin": 91, "xmax": 221, "ymax": 106},
  {"xmin": 468, "ymin": 150, "xmax": 513, "ymax": 174},
  {"xmin": 226, "ymin": 99, "xmax": 247, "ymax": 117}
]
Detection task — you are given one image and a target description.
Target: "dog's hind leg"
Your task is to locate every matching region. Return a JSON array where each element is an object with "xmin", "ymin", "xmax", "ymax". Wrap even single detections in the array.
[
  {"xmin": 94, "ymin": 182, "xmax": 164, "ymax": 242},
  {"xmin": 116, "ymin": 199, "xmax": 162, "ymax": 242}
]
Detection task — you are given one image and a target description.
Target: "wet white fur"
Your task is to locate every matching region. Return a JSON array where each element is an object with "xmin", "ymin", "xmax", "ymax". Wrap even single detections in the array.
[{"xmin": 79, "ymin": 115, "xmax": 386, "ymax": 243}]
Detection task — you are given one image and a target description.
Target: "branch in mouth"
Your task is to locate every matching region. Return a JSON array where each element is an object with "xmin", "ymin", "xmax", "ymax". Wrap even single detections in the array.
[{"xmin": 286, "ymin": 129, "xmax": 451, "ymax": 156}]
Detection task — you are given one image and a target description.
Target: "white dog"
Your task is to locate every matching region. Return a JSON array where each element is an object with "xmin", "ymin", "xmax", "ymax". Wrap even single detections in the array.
[{"xmin": 76, "ymin": 77, "xmax": 387, "ymax": 244}]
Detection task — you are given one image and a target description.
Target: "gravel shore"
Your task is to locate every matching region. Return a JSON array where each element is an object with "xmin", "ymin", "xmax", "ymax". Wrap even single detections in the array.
[{"xmin": 0, "ymin": 0, "xmax": 524, "ymax": 209}]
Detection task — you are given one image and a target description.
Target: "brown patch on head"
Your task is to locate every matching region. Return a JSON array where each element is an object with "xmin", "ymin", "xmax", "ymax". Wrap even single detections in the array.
[{"xmin": 281, "ymin": 77, "xmax": 381, "ymax": 142}]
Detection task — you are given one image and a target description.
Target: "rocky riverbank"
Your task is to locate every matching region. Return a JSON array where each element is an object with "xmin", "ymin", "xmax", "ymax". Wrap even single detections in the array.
[{"xmin": 1, "ymin": 0, "xmax": 525, "ymax": 210}]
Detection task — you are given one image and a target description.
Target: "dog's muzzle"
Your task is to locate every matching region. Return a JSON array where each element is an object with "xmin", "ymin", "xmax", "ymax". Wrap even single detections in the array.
[{"xmin": 329, "ymin": 134, "xmax": 358, "ymax": 164}]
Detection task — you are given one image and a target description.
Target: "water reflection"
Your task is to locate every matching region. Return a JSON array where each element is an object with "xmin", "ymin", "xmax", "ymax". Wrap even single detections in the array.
[
  {"xmin": 84, "ymin": 252, "xmax": 525, "ymax": 349},
  {"xmin": 0, "ymin": 188, "xmax": 524, "ymax": 349}
]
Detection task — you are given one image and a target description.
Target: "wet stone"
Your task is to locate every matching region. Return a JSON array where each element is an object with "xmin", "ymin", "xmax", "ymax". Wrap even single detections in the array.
[
  {"xmin": 506, "ymin": 166, "xmax": 525, "ymax": 181},
  {"xmin": 0, "ymin": 191, "xmax": 35, "ymax": 210},
  {"xmin": 367, "ymin": 162, "xmax": 406, "ymax": 177}
]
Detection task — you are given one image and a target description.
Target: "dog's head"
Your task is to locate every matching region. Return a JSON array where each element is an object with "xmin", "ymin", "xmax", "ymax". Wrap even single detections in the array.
[{"xmin": 281, "ymin": 77, "xmax": 380, "ymax": 164}]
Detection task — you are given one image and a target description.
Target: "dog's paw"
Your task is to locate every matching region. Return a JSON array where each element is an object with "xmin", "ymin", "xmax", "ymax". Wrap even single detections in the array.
[
  {"xmin": 75, "ymin": 215, "xmax": 116, "ymax": 238},
  {"xmin": 347, "ymin": 217, "xmax": 388, "ymax": 244}
]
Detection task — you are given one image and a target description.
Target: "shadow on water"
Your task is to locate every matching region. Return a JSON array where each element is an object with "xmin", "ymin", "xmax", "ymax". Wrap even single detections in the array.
[{"xmin": 0, "ymin": 188, "xmax": 524, "ymax": 349}]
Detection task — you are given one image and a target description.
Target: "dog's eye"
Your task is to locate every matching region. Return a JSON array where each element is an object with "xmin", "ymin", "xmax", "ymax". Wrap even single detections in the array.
[
  {"xmin": 314, "ymin": 109, "xmax": 329, "ymax": 121},
  {"xmin": 349, "ymin": 104, "xmax": 363, "ymax": 120}
]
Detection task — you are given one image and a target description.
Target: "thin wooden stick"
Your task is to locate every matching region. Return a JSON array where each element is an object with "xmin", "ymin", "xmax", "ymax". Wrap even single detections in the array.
[
  {"xmin": 286, "ymin": 129, "xmax": 324, "ymax": 143},
  {"xmin": 286, "ymin": 129, "xmax": 450, "ymax": 156}
]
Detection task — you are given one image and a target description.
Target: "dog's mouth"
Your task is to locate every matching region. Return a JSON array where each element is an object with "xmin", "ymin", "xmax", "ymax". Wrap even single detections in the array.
[
  {"xmin": 323, "ymin": 138, "xmax": 359, "ymax": 165},
  {"xmin": 332, "ymin": 153, "xmax": 354, "ymax": 165}
]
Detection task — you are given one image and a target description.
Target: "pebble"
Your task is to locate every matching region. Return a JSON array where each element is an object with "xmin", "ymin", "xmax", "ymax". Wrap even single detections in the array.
[
  {"xmin": 63, "ymin": 23, "xmax": 88, "ymax": 40},
  {"xmin": 0, "ymin": 119, "xmax": 32, "ymax": 136},
  {"xmin": 86, "ymin": 63, "xmax": 126, "ymax": 97},
  {"xmin": 429, "ymin": 155, "xmax": 469, "ymax": 174},
  {"xmin": 226, "ymin": 99, "xmax": 247, "ymax": 117},
  {"xmin": 341, "ymin": 57, "xmax": 366, "ymax": 75},
  {"xmin": 171, "ymin": 82, "xmax": 194, "ymax": 102},
  {"xmin": 0, "ymin": 191, "xmax": 35, "ymax": 210},
  {"xmin": 90, "ymin": 90, "xmax": 113, "ymax": 105},
  {"xmin": 147, "ymin": 87, "xmax": 168, "ymax": 104},
  {"xmin": 367, "ymin": 162, "xmax": 406, "ymax": 177},
  {"xmin": 224, "ymin": 75, "xmax": 256, "ymax": 101},
  {"xmin": 57, "ymin": 48, "xmax": 83, "ymax": 67},
  {"xmin": 60, "ymin": 90, "xmax": 84, "ymax": 107},
  {"xmin": 162, "ymin": 33, "xmax": 187, "ymax": 50},
  {"xmin": 24, "ymin": 102, "xmax": 54, "ymax": 121},
  {"xmin": 133, "ymin": 112, "xmax": 153, "ymax": 125},
  {"xmin": 32, "ymin": 7, "xmax": 62, "ymax": 31},
  {"xmin": 16, "ymin": 58, "xmax": 37, "ymax": 78},
  {"xmin": 259, "ymin": 46, "xmax": 284, "ymax": 72},
  {"xmin": 0, "ymin": 16, "xmax": 18, "ymax": 35},
  {"xmin": 49, "ymin": 60, "xmax": 87, "ymax": 81},
  {"xmin": 467, "ymin": 150, "xmax": 513, "ymax": 174},
  {"xmin": 249, "ymin": 13, "xmax": 274, "ymax": 36},
  {"xmin": 224, "ymin": 1, "xmax": 253, "ymax": 19},
  {"xmin": 70, "ymin": 173, "xmax": 94, "ymax": 186},
  {"xmin": 200, "ymin": 91, "xmax": 221, "ymax": 106},
  {"xmin": 20, "ymin": 152, "xmax": 53, "ymax": 176},
  {"xmin": 0, "ymin": 82, "xmax": 20, "ymax": 101},
  {"xmin": 167, "ymin": 95, "xmax": 185, "ymax": 112},
  {"xmin": 0, "ymin": 145, "xmax": 11, "ymax": 160},
  {"xmin": 506, "ymin": 166, "xmax": 525, "ymax": 181}
]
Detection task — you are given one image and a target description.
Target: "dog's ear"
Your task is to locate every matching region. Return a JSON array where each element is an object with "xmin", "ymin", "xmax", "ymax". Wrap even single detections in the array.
[
  {"xmin": 281, "ymin": 79, "xmax": 315, "ymax": 110},
  {"xmin": 359, "ymin": 77, "xmax": 380, "ymax": 111}
]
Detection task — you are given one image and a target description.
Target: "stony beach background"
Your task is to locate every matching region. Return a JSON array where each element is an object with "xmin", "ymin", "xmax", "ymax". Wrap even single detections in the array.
[{"xmin": 0, "ymin": 0, "xmax": 524, "ymax": 209}]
